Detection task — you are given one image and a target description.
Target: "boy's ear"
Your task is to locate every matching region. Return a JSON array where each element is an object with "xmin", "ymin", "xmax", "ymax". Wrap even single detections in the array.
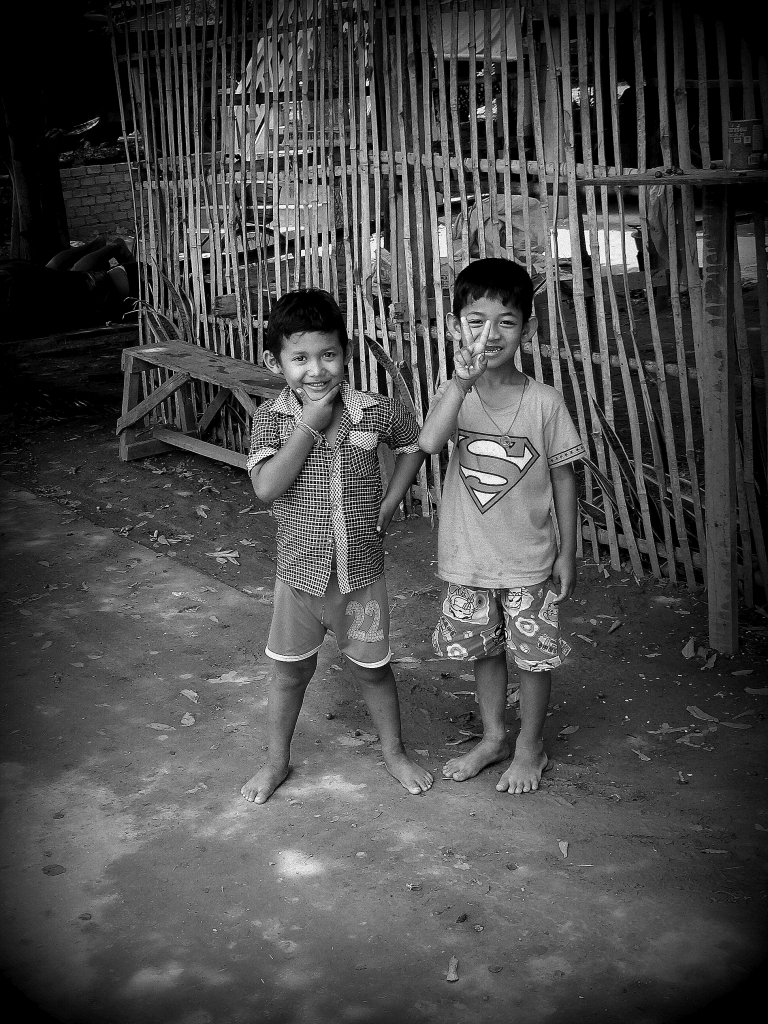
[
  {"xmin": 263, "ymin": 349, "xmax": 284, "ymax": 377},
  {"xmin": 343, "ymin": 342, "xmax": 353, "ymax": 366},
  {"xmin": 446, "ymin": 312, "xmax": 462, "ymax": 343},
  {"xmin": 522, "ymin": 315, "xmax": 538, "ymax": 341}
]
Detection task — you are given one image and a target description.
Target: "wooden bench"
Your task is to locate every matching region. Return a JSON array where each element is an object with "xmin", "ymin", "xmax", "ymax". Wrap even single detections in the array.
[{"xmin": 116, "ymin": 340, "xmax": 282, "ymax": 469}]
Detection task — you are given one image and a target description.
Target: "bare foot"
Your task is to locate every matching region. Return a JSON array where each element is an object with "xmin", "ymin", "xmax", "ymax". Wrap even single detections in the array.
[
  {"xmin": 384, "ymin": 751, "xmax": 434, "ymax": 795},
  {"xmin": 240, "ymin": 763, "xmax": 290, "ymax": 804},
  {"xmin": 495, "ymin": 741, "xmax": 548, "ymax": 794},
  {"xmin": 442, "ymin": 736, "xmax": 512, "ymax": 782}
]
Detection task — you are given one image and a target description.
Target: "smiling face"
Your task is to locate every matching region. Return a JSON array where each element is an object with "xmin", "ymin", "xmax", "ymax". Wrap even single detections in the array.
[
  {"xmin": 448, "ymin": 295, "xmax": 536, "ymax": 372},
  {"xmin": 264, "ymin": 329, "xmax": 349, "ymax": 397}
]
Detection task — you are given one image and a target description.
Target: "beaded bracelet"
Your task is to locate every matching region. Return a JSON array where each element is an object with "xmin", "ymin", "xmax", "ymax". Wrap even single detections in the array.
[{"xmin": 295, "ymin": 419, "xmax": 322, "ymax": 443}]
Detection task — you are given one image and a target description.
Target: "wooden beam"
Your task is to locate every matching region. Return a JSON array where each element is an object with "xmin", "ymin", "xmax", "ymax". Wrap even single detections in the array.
[
  {"xmin": 152, "ymin": 428, "xmax": 248, "ymax": 470},
  {"xmin": 197, "ymin": 387, "xmax": 233, "ymax": 437},
  {"xmin": 116, "ymin": 371, "xmax": 192, "ymax": 435},
  {"xmin": 701, "ymin": 185, "xmax": 738, "ymax": 654}
]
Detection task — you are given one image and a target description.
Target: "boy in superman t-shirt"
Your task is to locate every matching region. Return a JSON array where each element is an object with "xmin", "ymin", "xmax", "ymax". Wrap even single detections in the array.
[{"xmin": 420, "ymin": 258, "xmax": 584, "ymax": 796}]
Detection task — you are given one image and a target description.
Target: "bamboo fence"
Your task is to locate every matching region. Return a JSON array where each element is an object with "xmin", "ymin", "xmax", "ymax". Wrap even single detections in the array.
[{"xmin": 109, "ymin": 0, "xmax": 767, "ymax": 652}]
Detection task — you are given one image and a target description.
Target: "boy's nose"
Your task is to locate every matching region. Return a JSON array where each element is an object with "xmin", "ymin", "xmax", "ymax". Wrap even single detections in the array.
[{"xmin": 487, "ymin": 321, "xmax": 501, "ymax": 339}]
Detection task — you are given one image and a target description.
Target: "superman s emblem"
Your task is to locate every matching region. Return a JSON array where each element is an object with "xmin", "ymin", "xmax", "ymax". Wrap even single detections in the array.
[{"xmin": 457, "ymin": 430, "xmax": 540, "ymax": 513}]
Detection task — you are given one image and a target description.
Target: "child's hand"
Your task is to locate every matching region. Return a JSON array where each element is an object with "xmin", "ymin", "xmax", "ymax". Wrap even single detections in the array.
[
  {"xmin": 295, "ymin": 383, "xmax": 341, "ymax": 432},
  {"xmin": 454, "ymin": 318, "xmax": 491, "ymax": 384},
  {"xmin": 376, "ymin": 499, "xmax": 397, "ymax": 536},
  {"xmin": 551, "ymin": 552, "xmax": 577, "ymax": 603}
]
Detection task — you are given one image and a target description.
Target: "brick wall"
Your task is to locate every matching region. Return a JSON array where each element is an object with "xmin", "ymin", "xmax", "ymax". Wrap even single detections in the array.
[{"xmin": 59, "ymin": 162, "xmax": 137, "ymax": 241}]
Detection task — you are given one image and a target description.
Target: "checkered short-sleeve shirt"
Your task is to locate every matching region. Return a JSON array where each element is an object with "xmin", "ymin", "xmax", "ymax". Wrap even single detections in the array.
[{"xmin": 246, "ymin": 382, "xmax": 420, "ymax": 596}]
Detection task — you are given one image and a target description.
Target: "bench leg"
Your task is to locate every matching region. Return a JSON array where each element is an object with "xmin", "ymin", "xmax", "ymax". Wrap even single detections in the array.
[{"xmin": 118, "ymin": 352, "xmax": 176, "ymax": 462}]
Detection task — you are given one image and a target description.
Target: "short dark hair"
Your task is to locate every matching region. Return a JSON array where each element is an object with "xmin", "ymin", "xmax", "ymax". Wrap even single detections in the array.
[
  {"xmin": 264, "ymin": 289, "xmax": 348, "ymax": 357},
  {"xmin": 452, "ymin": 258, "xmax": 534, "ymax": 322}
]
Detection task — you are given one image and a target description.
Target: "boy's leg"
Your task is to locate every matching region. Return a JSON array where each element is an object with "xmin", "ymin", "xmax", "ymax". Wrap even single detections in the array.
[
  {"xmin": 241, "ymin": 654, "xmax": 317, "ymax": 804},
  {"xmin": 443, "ymin": 653, "xmax": 511, "ymax": 781},
  {"xmin": 347, "ymin": 660, "xmax": 433, "ymax": 795},
  {"xmin": 496, "ymin": 668, "xmax": 550, "ymax": 794}
]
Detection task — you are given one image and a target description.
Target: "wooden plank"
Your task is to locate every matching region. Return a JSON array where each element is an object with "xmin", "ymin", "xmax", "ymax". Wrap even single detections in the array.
[
  {"xmin": 153, "ymin": 428, "xmax": 248, "ymax": 470},
  {"xmin": 197, "ymin": 387, "xmax": 233, "ymax": 437},
  {"xmin": 232, "ymin": 387, "xmax": 258, "ymax": 418},
  {"xmin": 120, "ymin": 438, "xmax": 175, "ymax": 462},
  {"xmin": 701, "ymin": 185, "xmax": 737, "ymax": 654},
  {"xmin": 116, "ymin": 370, "xmax": 192, "ymax": 434},
  {"xmin": 120, "ymin": 342, "xmax": 282, "ymax": 397}
]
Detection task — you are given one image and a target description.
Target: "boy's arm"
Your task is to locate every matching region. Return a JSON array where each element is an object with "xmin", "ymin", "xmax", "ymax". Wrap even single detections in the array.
[
  {"xmin": 250, "ymin": 384, "xmax": 341, "ymax": 502},
  {"xmin": 376, "ymin": 449, "xmax": 426, "ymax": 535},
  {"xmin": 249, "ymin": 424, "xmax": 316, "ymax": 502},
  {"xmin": 419, "ymin": 318, "xmax": 491, "ymax": 454},
  {"xmin": 419, "ymin": 377, "xmax": 470, "ymax": 454},
  {"xmin": 550, "ymin": 462, "xmax": 578, "ymax": 603}
]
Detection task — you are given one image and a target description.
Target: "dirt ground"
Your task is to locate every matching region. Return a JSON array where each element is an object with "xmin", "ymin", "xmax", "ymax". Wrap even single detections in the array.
[{"xmin": 1, "ymin": 334, "xmax": 767, "ymax": 1024}]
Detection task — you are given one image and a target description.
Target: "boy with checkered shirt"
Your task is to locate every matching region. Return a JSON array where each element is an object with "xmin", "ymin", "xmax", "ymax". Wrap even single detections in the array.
[
  {"xmin": 420, "ymin": 259, "xmax": 584, "ymax": 796},
  {"xmin": 240, "ymin": 289, "xmax": 432, "ymax": 804}
]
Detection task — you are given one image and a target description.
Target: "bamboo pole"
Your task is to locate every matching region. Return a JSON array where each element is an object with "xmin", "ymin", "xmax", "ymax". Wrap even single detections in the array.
[
  {"xmin": 466, "ymin": 0, "xmax": 485, "ymax": 259},
  {"xmin": 509, "ymin": 0, "xmax": 540, "ymax": 381},
  {"xmin": 401, "ymin": 0, "xmax": 432, "ymax": 509},
  {"xmin": 715, "ymin": 21, "xmax": 731, "ymax": 163},
  {"xmin": 448, "ymin": 3, "xmax": 470, "ymax": 283},
  {"xmin": 732, "ymin": 230, "xmax": 768, "ymax": 596},
  {"xmin": 701, "ymin": 184, "xmax": 737, "ymax": 653},
  {"xmin": 379, "ymin": 5, "xmax": 406, "ymax": 375},
  {"xmin": 591, "ymin": 0, "xmax": 644, "ymax": 576},
  {"xmin": 575, "ymin": 0, "xmax": 622, "ymax": 569},
  {"xmin": 694, "ymin": 15, "xmax": 712, "ymax": 169}
]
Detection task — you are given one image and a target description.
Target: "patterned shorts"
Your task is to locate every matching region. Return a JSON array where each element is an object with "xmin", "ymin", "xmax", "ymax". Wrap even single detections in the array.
[
  {"xmin": 432, "ymin": 579, "xmax": 571, "ymax": 673},
  {"xmin": 266, "ymin": 574, "xmax": 391, "ymax": 668}
]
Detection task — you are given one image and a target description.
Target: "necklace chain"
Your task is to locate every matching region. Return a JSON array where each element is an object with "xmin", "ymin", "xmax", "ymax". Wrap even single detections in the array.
[{"xmin": 475, "ymin": 376, "xmax": 529, "ymax": 440}]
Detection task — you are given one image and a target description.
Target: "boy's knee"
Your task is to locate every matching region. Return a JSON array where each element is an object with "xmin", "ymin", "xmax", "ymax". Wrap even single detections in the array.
[
  {"xmin": 272, "ymin": 656, "xmax": 316, "ymax": 688},
  {"xmin": 346, "ymin": 658, "xmax": 392, "ymax": 686}
]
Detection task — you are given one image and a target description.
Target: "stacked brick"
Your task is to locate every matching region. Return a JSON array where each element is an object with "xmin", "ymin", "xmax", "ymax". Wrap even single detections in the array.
[{"xmin": 59, "ymin": 162, "xmax": 137, "ymax": 241}]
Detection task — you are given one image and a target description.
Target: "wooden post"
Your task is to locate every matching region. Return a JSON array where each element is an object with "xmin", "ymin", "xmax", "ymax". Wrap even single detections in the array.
[{"xmin": 701, "ymin": 185, "xmax": 737, "ymax": 654}]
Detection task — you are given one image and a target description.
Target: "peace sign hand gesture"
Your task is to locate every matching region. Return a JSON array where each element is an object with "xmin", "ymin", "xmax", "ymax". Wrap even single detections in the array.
[{"xmin": 454, "ymin": 317, "xmax": 491, "ymax": 386}]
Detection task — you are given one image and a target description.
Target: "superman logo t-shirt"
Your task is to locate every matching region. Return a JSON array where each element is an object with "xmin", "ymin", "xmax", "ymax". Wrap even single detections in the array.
[{"xmin": 431, "ymin": 377, "xmax": 584, "ymax": 589}]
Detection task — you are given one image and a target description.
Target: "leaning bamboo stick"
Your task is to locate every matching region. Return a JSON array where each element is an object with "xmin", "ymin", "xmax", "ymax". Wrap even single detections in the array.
[
  {"xmin": 525, "ymin": 0, "xmax": 563, "ymax": 399},
  {"xmin": 732, "ymin": 232, "xmax": 768, "ymax": 595},
  {"xmin": 379, "ymin": 5, "xmax": 406, "ymax": 370},
  {"xmin": 482, "ymin": 0, "xmax": 499, "ymax": 256},
  {"xmin": 404, "ymin": 0, "xmax": 432, "ymax": 340},
  {"xmin": 740, "ymin": 38, "xmax": 755, "ymax": 120},
  {"xmin": 754, "ymin": 201, "xmax": 768, "ymax": 497},
  {"xmin": 421, "ymin": 0, "xmax": 451, "ymax": 513},
  {"xmin": 670, "ymin": 4, "xmax": 707, "ymax": 567},
  {"xmin": 420, "ymin": 0, "xmax": 448, "ymax": 388},
  {"xmin": 591, "ymin": 0, "xmax": 644, "ymax": 575},
  {"xmin": 335, "ymin": 5, "xmax": 358, "ymax": 386},
  {"xmin": 509, "ymin": 0, "xmax": 540, "ymax": 380},
  {"xmin": 556, "ymin": 0, "xmax": 605, "ymax": 565},
  {"xmin": 354, "ymin": 0, "xmax": 377, "ymax": 386},
  {"xmin": 715, "ymin": 21, "xmax": 731, "ymax": 163},
  {"xmin": 402, "ymin": 0, "xmax": 432, "ymax": 510},
  {"xmin": 618, "ymin": 0, "xmax": 662, "ymax": 577},
  {"xmin": 393, "ymin": 0, "xmax": 419, "ymax": 386},
  {"xmin": 448, "ymin": 3, "xmax": 470, "ymax": 285},
  {"xmin": 694, "ymin": 15, "xmax": 711, "ymax": 169},
  {"xmin": 466, "ymin": 0, "xmax": 485, "ymax": 259},
  {"xmin": 575, "ymin": 0, "xmax": 622, "ymax": 569}
]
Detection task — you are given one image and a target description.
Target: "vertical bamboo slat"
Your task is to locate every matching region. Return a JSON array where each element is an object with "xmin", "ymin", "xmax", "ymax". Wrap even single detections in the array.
[{"xmin": 702, "ymin": 186, "xmax": 738, "ymax": 653}]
